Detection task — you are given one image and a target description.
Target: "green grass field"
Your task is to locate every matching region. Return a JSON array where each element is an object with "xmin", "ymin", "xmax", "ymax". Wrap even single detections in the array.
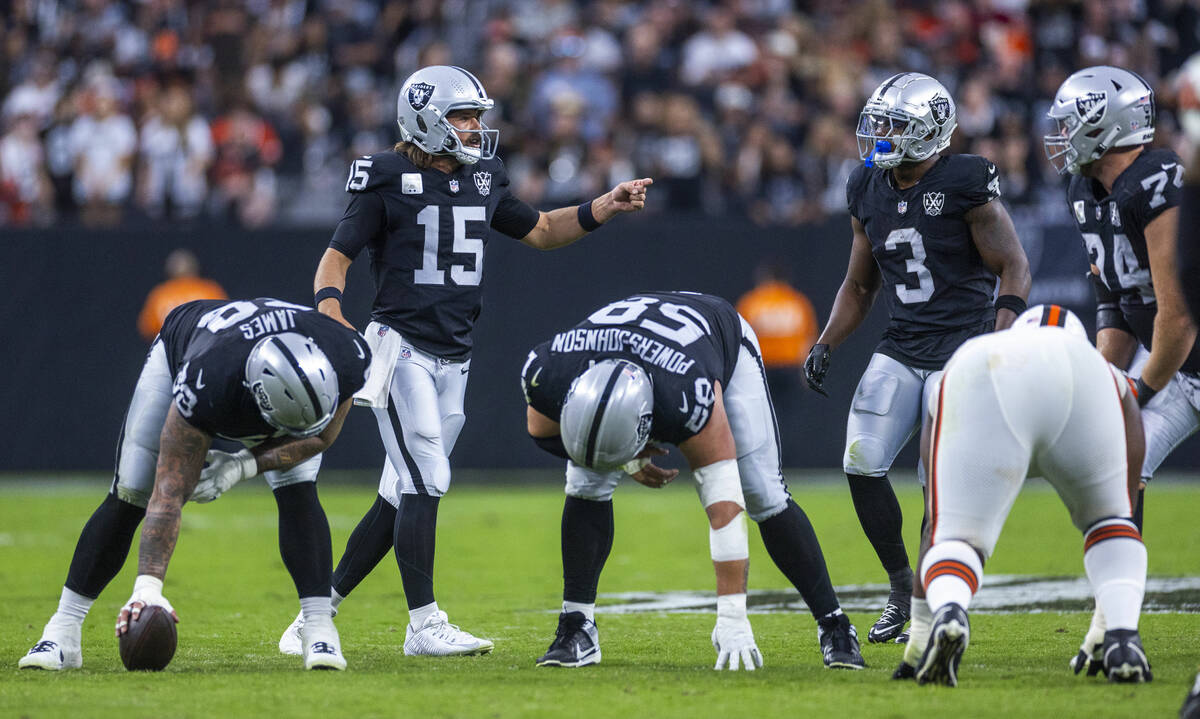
[{"xmin": 2, "ymin": 473, "xmax": 1198, "ymax": 718}]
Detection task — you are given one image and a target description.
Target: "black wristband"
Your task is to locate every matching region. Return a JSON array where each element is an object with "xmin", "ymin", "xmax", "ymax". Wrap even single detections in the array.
[
  {"xmin": 994, "ymin": 294, "xmax": 1027, "ymax": 317},
  {"xmin": 532, "ymin": 433, "xmax": 571, "ymax": 460},
  {"xmin": 577, "ymin": 201, "xmax": 602, "ymax": 232},
  {"xmin": 1134, "ymin": 378, "xmax": 1158, "ymax": 407},
  {"xmin": 314, "ymin": 287, "xmax": 343, "ymax": 306}
]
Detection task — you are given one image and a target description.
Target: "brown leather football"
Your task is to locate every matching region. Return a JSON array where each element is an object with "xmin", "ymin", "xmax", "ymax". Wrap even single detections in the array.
[{"xmin": 118, "ymin": 605, "xmax": 177, "ymax": 671}]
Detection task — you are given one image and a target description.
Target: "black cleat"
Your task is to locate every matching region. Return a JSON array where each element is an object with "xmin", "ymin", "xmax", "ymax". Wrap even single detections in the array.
[
  {"xmin": 1181, "ymin": 670, "xmax": 1200, "ymax": 718},
  {"xmin": 536, "ymin": 612, "xmax": 601, "ymax": 668},
  {"xmin": 892, "ymin": 661, "xmax": 917, "ymax": 680},
  {"xmin": 869, "ymin": 600, "xmax": 911, "ymax": 643},
  {"xmin": 1102, "ymin": 629, "xmax": 1152, "ymax": 683},
  {"xmin": 916, "ymin": 603, "xmax": 969, "ymax": 687},
  {"xmin": 817, "ymin": 613, "xmax": 865, "ymax": 670}
]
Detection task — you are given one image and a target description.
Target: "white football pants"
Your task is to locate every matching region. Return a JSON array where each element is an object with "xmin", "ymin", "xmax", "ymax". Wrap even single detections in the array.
[{"xmin": 843, "ymin": 352, "xmax": 941, "ymax": 480}]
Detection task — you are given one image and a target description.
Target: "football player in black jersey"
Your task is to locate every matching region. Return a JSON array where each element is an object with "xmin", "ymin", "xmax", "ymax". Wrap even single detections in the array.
[
  {"xmin": 19, "ymin": 299, "xmax": 370, "ymax": 672},
  {"xmin": 1044, "ymin": 65, "xmax": 1200, "ymax": 675},
  {"xmin": 522, "ymin": 292, "xmax": 863, "ymax": 671},
  {"xmin": 278, "ymin": 65, "xmax": 653, "ymax": 657},
  {"xmin": 803, "ymin": 73, "xmax": 1031, "ymax": 645}
]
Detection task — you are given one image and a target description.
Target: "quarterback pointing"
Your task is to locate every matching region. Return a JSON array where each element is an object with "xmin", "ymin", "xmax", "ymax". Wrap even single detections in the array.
[
  {"xmin": 20, "ymin": 298, "xmax": 370, "ymax": 671},
  {"xmin": 279, "ymin": 65, "xmax": 652, "ymax": 657},
  {"xmin": 1043, "ymin": 65, "xmax": 1200, "ymax": 530},
  {"xmin": 523, "ymin": 292, "xmax": 863, "ymax": 671},
  {"xmin": 804, "ymin": 73, "xmax": 1031, "ymax": 643}
]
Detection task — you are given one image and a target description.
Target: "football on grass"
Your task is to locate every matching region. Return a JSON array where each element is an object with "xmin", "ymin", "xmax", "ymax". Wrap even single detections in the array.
[{"xmin": 119, "ymin": 605, "xmax": 177, "ymax": 671}]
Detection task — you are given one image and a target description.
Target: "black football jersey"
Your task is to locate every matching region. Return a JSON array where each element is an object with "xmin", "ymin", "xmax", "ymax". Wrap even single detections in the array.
[
  {"xmin": 329, "ymin": 150, "xmax": 540, "ymax": 360},
  {"xmin": 160, "ymin": 298, "xmax": 371, "ymax": 441},
  {"xmin": 522, "ymin": 292, "xmax": 743, "ymax": 446},
  {"xmin": 1067, "ymin": 147, "xmax": 1200, "ymax": 373},
  {"xmin": 846, "ymin": 154, "xmax": 1000, "ymax": 369}
]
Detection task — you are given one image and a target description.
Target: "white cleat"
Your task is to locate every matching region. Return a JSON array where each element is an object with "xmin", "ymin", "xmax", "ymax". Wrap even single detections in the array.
[
  {"xmin": 403, "ymin": 611, "xmax": 494, "ymax": 656},
  {"xmin": 302, "ymin": 622, "xmax": 347, "ymax": 671},
  {"xmin": 19, "ymin": 626, "xmax": 82, "ymax": 671},
  {"xmin": 279, "ymin": 610, "xmax": 305, "ymax": 656}
]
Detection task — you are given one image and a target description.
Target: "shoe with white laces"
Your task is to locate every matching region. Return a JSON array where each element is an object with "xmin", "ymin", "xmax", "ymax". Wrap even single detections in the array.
[
  {"xmin": 302, "ymin": 621, "xmax": 347, "ymax": 671},
  {"xmin": 403, "ymin": 611, "xmax": 494, "ymax": 656},
  {"xmin": 536, "ymin": 611, "xmax": 601, "ymax": 668},
  {"xmin": 817, "ymin": 613, "xmax": 865, "ymax": 670},
  {"xmin": 280, "ymin": 611, "xmax": 305, "ymax": 656},
  {"xmin": 869, "ymin": 600, "xmax": 911, "ymax": 643},
  {"xmin": 19, "ymin": 624, "xmax": 82, "ymax": 670}
]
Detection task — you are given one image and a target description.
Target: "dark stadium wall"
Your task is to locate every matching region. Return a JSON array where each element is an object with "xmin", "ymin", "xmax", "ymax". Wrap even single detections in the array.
[{"xmin": 5, "ymin": 215, "xmax": 1194, "ymax": 473}]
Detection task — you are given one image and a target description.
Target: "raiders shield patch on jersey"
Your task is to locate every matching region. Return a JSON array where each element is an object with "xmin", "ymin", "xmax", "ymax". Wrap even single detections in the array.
[
  {"xmin": 408, "ymin": 82, "xmax": 435, "ymax": 110},
  {"xmin": 929, "ymin": 96, "xmax": 952, "ymax": 126},
  {"xmin": 923, "ymin": 191, "xmax": 944, "ymax": 216},
  {"xmin": 1075, "ymin": 91, "xmax": 1107, "ymax": 124},
  {"xmin": 474, "ymin": 171, "xmax": 492, "ymax": 197}
]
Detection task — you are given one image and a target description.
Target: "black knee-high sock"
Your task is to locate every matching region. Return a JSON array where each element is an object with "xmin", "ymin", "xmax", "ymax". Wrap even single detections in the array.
[
  {"xmin": 757, "ymin": 500, "xmax": 839, "ymax": 619},
  {"xmin": 847, "ymin": 473, "xmax": 910, "ymax": 575},
  {"xmin": 331, "ymin": 494, "xmax": 397, "ymax": 598},
  {"xmin": 1132, "ymin": 488, "xmax": 1145, "ymax": 533},
  {"xmin": 274, "ymin": 483, "xmax": 333, "ymax": 598},
  {"xmin": 561, "ymin": 496, "xmax": 614, "ymax": 604},
  {"xmin": 394, "ymin": 493, "xmax": 439, "ymax": 610},
  {"xmin": 65, "ymin": 493, "xmax": 146, "ymax": 598}
]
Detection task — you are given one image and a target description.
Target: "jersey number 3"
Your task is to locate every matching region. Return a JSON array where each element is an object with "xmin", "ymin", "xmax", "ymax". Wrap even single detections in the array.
[
  {"xmin": 885, "ymin": 228, "xmax": 935, "ymax": 304},
  {"xmin": 415, "ymin": 205, "xmax": 485, "ymax": 286}
]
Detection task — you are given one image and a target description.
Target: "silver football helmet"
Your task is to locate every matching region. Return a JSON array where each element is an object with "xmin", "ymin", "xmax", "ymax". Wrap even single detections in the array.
[
  {"xmin": 560, "ymin": 359, "xmax": 654, "ymax": 470},
  {"xmin": 245, "ymin": 332, "xmax": 339, "ymax": 438},
  {"xmin": 857, "ymin": 72, "xmax": 957, "ymax": 169},
  {"xmin": 396, "ymin": 65, "xmax": 497, "ymax": 165},
  {"xmin": 1044, "ymin": 66, "xmax": 1155, "ymax": 175}
]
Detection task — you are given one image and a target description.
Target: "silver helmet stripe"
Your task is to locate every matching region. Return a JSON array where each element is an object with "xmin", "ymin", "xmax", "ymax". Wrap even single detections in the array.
[
  {"xmin": 584, "ymin": 363, "xmax": 626, "ymax": 468},
  {"xmin": 269, "ymin": 336, "xmax": 324, "ymax": 425}
]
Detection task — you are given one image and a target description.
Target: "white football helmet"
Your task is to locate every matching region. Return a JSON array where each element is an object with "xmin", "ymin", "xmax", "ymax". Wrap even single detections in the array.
[
  {"xmin": 560, "ymin": 359, "xmax": 654, "ymax": 470},
  {"xmin": 245, "ymin": 332, "xmax": 339, "ymax": 437},
  {"xmin": 857, "ymin": 72, "xmax": 957, "ymax": 169},
  {"xmin": 1043, "ymin": 66, "xmax": 1155, "ymax": 175},
  {"xmin": 396, "ymin": 65, "xmax": 497, "ymax": 165},
  {"xmin": 1012, "ymin": 304, "xmax": 1088, "ymax": 340}
]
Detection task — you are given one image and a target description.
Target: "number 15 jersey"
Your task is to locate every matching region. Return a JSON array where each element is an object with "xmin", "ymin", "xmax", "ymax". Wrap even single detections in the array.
[
  {"xmin": 846, "ymin": 154, "xmax": 1000, "ymax": 369},
  {"xmin": 330, "ymin": 149, "xmax": 541, "ymax": 361}
]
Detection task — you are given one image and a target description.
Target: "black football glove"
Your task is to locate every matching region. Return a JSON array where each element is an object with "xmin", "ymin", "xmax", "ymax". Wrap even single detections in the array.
[{"xmin": 804, "ymin": 343, "xmax": 831, "ymax": 397}]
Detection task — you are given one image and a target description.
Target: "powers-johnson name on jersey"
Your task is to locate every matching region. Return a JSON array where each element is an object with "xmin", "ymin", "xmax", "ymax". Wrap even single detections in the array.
[
  {"xmin": 522, "ymin": 292, "xmax": 742, "ymax": 445},
  {"xmin": 331, "ymin": 150, "xmax": 541, "ymax": 361},
  {"xmin": 846, "ymin": 153, "xmax": 1001, "ymax": 369},
  {"xmin": 1067, "ymin": 147, "xmax": 1200, "ymax": 373},
  {"xmin": 160, "ymin": 298, "xmax": 371, "ymax": 441}
]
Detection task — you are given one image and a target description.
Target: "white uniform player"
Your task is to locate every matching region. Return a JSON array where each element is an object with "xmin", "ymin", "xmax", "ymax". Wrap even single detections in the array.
[{"xmin": 910, "ymin": 305, "xmax": 1150, "ymax": 687}]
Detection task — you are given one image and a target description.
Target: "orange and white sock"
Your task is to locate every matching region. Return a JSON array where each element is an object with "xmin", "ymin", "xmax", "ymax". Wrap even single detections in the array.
[
  {"xmin": 920, "ymin": 540, "xmax": 983, "ymax": 613},
  {"xmin": 1083, "ymin": 518, "xmax": 1146, "ymax": 631}
]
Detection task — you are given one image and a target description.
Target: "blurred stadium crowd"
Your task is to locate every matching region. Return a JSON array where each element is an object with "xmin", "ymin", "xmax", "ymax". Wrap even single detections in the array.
[{"xmin": 4, "ymin": 0, "xmax": 1200, "ymax": 228}]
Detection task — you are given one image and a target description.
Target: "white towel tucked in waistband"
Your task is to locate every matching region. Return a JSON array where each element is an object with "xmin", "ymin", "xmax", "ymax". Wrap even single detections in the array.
[{"xmin": 353, "ymin": 321, "xmax": 403, "ymax": 408}]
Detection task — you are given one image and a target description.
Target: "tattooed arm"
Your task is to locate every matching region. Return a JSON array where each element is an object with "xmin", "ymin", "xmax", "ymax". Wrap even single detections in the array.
[
  {"xmin": 250, "ymin": 398, "xmax": 353, "ymax": 472},
  {"xmin": 966, "ymin": 200, "xmax": 1031, "ymax": 330}
]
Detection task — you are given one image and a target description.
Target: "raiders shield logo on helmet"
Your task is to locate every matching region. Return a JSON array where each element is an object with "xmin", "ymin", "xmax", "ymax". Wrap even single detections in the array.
[
  {"xmin": 474, "ymin": 171, "xmax": 492, "ymax": 197},
  {"xmin": 929, "ymin": 96, "xmax": 952, "ymax": 126},
  {"xmin": 1075, "ymin": 91, "xmax": 1108, "ymax": 124},
  {"xmin": 923, "ymin": 191, "xmax": 945, "ymax": 216},
  {"xmin": 408, "ymin": 82, "xmax": 435, "ymax": 111},
  {"xmin": 251, "ymin": 381, "xmax": 275, "ymax": 412}
]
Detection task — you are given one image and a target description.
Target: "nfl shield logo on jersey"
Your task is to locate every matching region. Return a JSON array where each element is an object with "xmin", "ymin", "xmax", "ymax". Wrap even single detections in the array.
[
  {"xmin": 449, "ymin": 179, "xmax": 460, "ymax": 194},
  {"xmin": 408, "ymin": 82, "xmax": 435, "ymax": 110},
  {"xmin": 929, "ymin": 96, "xmax": 952, "ymax": 126},
  {"xmin": 474, "ymin": 171, "xmax": 492, "ymax": 197},
  {"xmin": 897, "ymin": 200, "xmax": 908, "ymax": 215},
  {"xmin": 400, "ymin": 347, "xmax": 412, "ymax": 360},
  {"xmin": 923, "ymin": 191, "xmax": 944, "ymax": 216}
]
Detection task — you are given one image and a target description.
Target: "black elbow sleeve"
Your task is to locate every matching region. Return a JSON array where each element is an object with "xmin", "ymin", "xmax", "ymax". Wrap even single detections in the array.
[{"xmin": 532, "ymin": 434, "xmax": 571, "ymax": 459}]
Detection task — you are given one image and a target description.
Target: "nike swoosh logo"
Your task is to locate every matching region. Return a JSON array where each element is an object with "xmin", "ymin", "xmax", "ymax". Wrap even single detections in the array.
[
  {"xmin": 195, "ymin": 370, "xmax": 206, "ymax": 389},
  {"xmin": 355, "ymin": 341, "xmax": 365, "ymax": 359},
  {"xmin": 678, "ymin": 391, "xmax": 689, "ymax": 412},
  {"xmin": 530, "ymin": 368, "xmax": 542, "ymax": 387},
  {"xmin": 1163, "ymin": 163, "xmax": 1177, "ymax": 170},
  {"xmin": 460, "ymin": 366, "xmax": 469, "ymax": 375}
]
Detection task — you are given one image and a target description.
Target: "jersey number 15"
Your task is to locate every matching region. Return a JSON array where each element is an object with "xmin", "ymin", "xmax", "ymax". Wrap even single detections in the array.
[{"xmin": 415, "ymin": 205, "xmax": 486, "ymax": 287}]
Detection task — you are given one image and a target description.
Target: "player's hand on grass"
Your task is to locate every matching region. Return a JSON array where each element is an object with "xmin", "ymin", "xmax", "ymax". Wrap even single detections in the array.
[
  {"xmin": 624, "ymin": 444, "xmax": 679, "ymax": 489},
  {"xmin": 116, "ymin": 575, "xmax": 178, "ymax": 636},
  {"xmin": 804, "ymin": 343, "xmax": 831, "ymax": 396},
  {"xmin": 191, "ymin": 449, "xmax": 257, "ymax": 503},
  {"xmin": 711, "ymin": 613, "xmax": 763, "ymax": 671}
]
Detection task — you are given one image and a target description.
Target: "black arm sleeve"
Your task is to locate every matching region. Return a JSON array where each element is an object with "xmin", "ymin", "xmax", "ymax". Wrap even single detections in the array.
[
  {"xmin": 531, "ymin": 433, "xmax": 571, "ymax": 459},
  {"xmin": 329, "ymin": 192, "xmax": 386, "ymax": 260},
  {"xmin": 1091, "ymin": 272, "xmax": 1133, "ymax": 334},
  {"xmin": 491, "ymin": 193, "xmax": 540, "ymax": 239}
]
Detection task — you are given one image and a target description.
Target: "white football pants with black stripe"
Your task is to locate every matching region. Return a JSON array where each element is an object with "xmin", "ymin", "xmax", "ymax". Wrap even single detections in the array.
[
  {"xmin": 843, "ymin": 353, "xmax": 942, "ymax": 482},
  {"xmin": 565, "ymin": 317, "xmax": 792, "ymax": 522},
  {"xmin": 373, "ymin": 336, "xmax": 468, "ymax": 505},
  {"xmin": 113, "ymin": 340, "xmax": 321, "ymax": 507},
  {"xmin": 1139, "ymin": 372, "xmax": 1200, "ymax": 482}
]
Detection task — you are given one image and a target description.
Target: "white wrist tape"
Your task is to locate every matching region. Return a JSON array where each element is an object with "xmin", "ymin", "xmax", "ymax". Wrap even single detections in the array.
[
  {"xmin": 693, "ymin": 459, "xmax": 745, "ymax": 509},
  {"xmin": 716, "ymin": 592, "xmax": 747, "ymax": 619},
  {"xmin": 234, "ymin": 448, "xmax": 258, "ymax": 479},
  {"xmin": 134, "ymin": 575, "xmax": 164, "ymax": 594},
  {"xmin": 710, "ymin": 512, "xmax": 749, "ymax": 562},
  {"xmin": 622, "ymin": 457, "xmax": 650, "ymax": 476}
]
